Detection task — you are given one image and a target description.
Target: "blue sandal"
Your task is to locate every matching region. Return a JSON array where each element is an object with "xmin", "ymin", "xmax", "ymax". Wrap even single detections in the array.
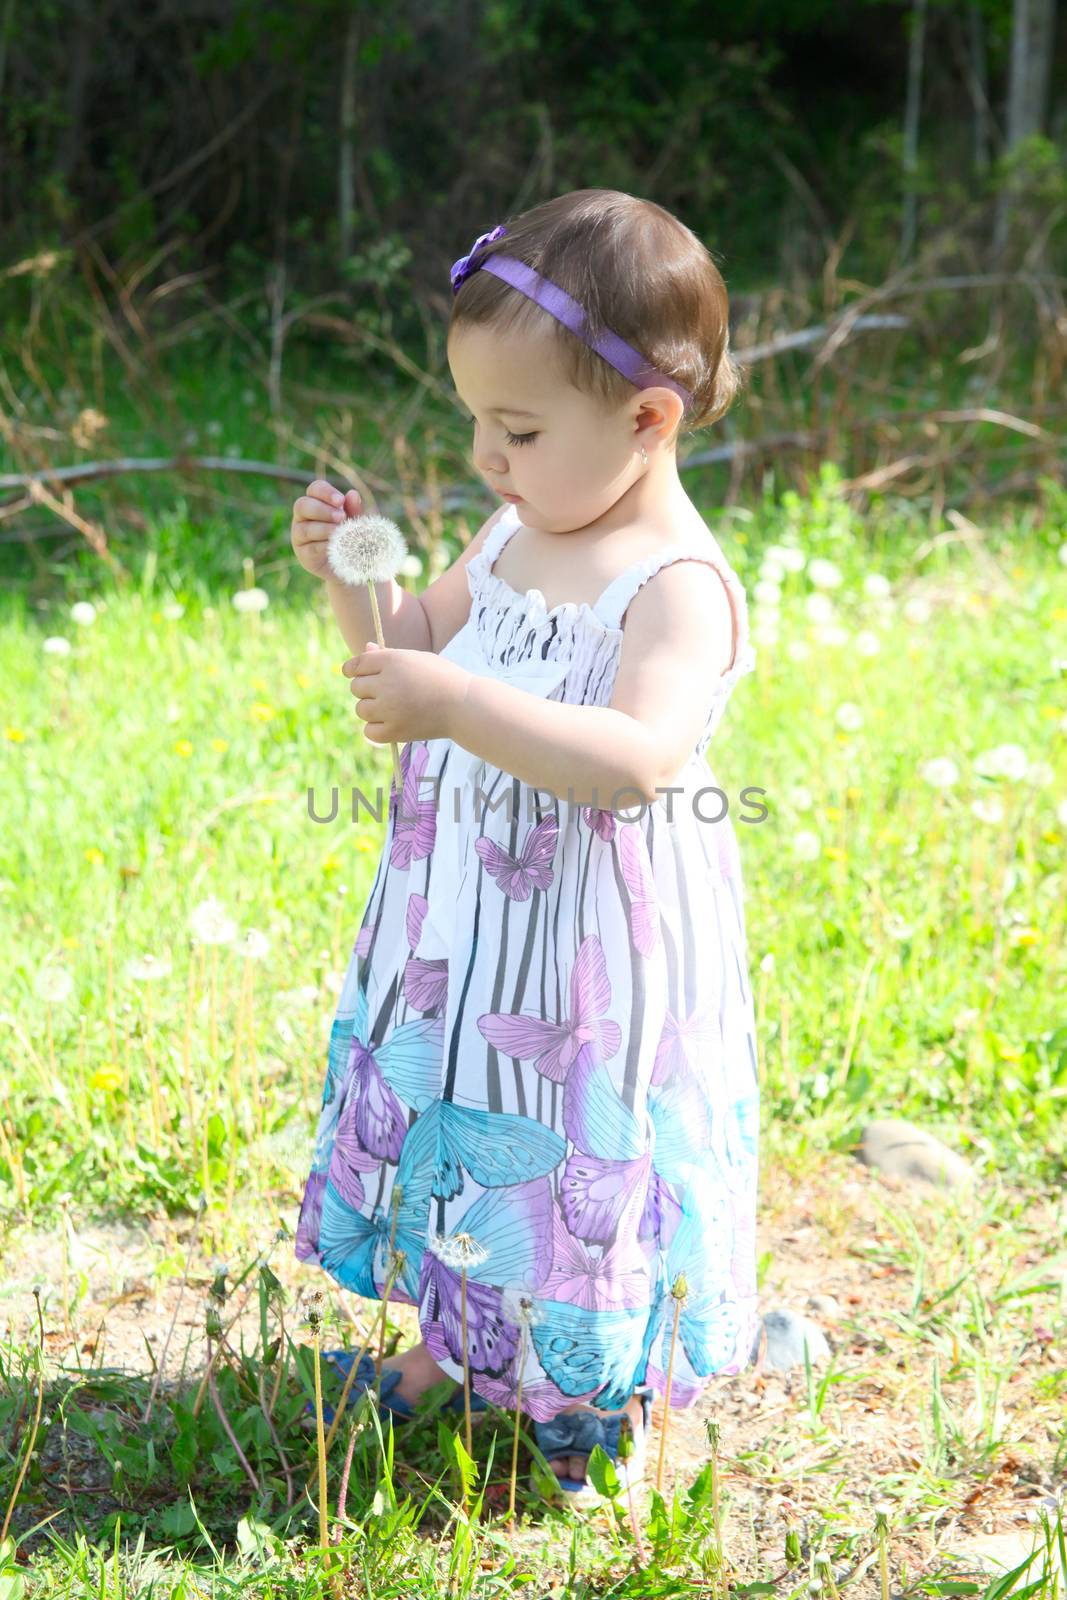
[
  {"xmin": 304, "ymin": 1349, "xmax": 492, "ymax": 1426},
  {"xmin": 530, "ymin": 1389, "xmax": 654, "ymax": 1503}
]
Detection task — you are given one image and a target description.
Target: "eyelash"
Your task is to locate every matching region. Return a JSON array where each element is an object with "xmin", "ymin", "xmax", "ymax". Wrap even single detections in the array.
[{"xmin": 462, "ymin": 411, "xmax": 538, "ymax": 447}]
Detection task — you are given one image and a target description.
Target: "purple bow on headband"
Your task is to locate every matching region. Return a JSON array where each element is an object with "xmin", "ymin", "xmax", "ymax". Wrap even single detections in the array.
[
  {"xmin": 450, "ymin": 224, "xmax": 508, "ymax": 293},
  {"xmin": 449, "ymin": 222, "xmax": 693, "ymax": 410}
]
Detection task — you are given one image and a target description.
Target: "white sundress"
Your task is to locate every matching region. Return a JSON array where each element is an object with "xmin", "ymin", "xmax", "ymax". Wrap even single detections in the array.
[{"xmin": 296, "ymin": 501, "xmax": 761, "ymax": 1422}]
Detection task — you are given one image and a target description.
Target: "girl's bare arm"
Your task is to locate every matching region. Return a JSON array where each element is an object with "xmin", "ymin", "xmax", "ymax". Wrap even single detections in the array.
[{"xmin": 291, "ymin": 480, "xmax": 507, "ymax": 656}]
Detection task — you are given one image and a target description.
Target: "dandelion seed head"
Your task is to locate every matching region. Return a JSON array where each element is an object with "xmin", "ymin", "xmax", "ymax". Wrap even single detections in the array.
[
  {"xmin": 501, "ymin": 1288, "xmax": 547, "ymax": 1328},
  {"xmin": 189, "ymin": 897, "xmax": 238, "ymax": 945},
  {"xmin": 35, "ymin": 963, "xmax": 74, "ymax": 1004},
  {"xmin": 327, "ymin": 515, "xmax": 409, "ymax": 585},
  {"xmin": 125, "ymin": 952, "xmax": 173, "ymax": 982}
]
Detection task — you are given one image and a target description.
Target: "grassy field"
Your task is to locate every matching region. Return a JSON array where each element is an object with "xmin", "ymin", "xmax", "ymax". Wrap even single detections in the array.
[{"xmin": 1, "ymin": 469, "xmax": 1065, "ymax": 1593}]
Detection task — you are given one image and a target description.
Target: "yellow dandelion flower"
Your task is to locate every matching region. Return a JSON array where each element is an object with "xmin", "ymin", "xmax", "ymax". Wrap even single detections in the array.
[
  {"xmin": 824, "ymin": 845, "xmax": 847, "ymax": 861},
  {"xmin": 90, "ymin": 1064, "xmax": 123, "ymax": 1093},
  {"xmin": 825, "ymin": 806, "xmax": 841, "ymax": 821},
  {"xmin": 210, "ymin": 738, "xmax": 229, "ymax": 753},
  {"xmin": 84, "ymin": 847, "xmax": 104, "ymax": 865},
  {"xmin": 251, "ymin": 675, "xmax": 268, "ymax": 691},
  {"xmin": 322, "ymin": 855, "xmax": 340, "ymax": 874},
  {"xmin": 205, "ymin": 663, "xmax": 219, "ymax": 678},
  {"xmin": 152, "ymin": 610, "xmax": 162, "ymax": 623},
  {"xmin": 1009, "ymin": 927, "xmax": 1040, "ymax": 948},
  {"xmin": 4, "ymin": 727, "xmax": 26, "ymax": 742},
  {"xmin": 62, "ymin": 935, "xmax": 80, "ymax": 949},
  {"xmin": 1051, "ymin": 607, "xmax": 1067, "ymax": 623},
  {"xmin": 296, "ymin": 673, "xmax": 311, "ymax": 689},
  {"xmin": 1040, "ymin": 705, "xmax": 1062, "ymax": 719},
  {"xmin": 175, "ymin": 739, "xmax": 194, "ymax": 757},
  {"xmin": 250, "ymin": 702, "xmax": 275, "ymax": 721}
]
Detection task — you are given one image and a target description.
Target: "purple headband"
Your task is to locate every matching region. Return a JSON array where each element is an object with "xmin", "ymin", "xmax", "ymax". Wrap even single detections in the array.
[{"xmin": 450, "ymin": 223, "xmax": 693, "ymax": 411}]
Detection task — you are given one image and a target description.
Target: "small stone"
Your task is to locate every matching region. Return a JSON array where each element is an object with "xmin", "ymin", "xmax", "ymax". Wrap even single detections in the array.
[
  {"xmin": 948, "ymin": 1531, "xmax": 1066, "ymax": 1596},
  {"xmin": 752, "ymin": 1308, "xmax": 831, "ymax": 1372},
  {"xmin": 855, "ymin": 1118, "xmax": 974, "ymax": 1189},
  {"xmin": 806, "ymin": 1293, "xmax": 841, "ymax": 1322}
]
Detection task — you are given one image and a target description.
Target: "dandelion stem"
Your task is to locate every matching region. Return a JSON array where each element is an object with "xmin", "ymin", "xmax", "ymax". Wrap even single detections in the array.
[{"xmin": 656, "ymin": 1275, "xmax": 686, "ymax": 1494}]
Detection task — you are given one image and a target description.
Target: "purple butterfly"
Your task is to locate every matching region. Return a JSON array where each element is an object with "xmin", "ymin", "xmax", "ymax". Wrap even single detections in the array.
[
  {"xmin": 403, "ymin": 956, "xmax": 449, "ymax": 1012},
  {"xmin": 466, "ymin": 1369, "xmax": 594, "ymax": 1423},
  {"xmin": 582, "ymin": 805, "xmax": 617, "ymax": 842},
  {"xmin": 651, "ymin": 1004, "xmax": 722, "ymax": 1087},
  {"xmin": 477, "ymin": 934, "xmax": 621, "ymax": 1084},
  {"xmin": 619, "ymin": 823, "xmax": 661, "ymax": 957},
  {"xmin": 538, "ymin": 1196, "xmax": 651, "ymax": 1312},
  {"xmin": 390, "ymin": 743, "xmax": 436, "ymax": 869},
  {"xmin": 559, "ymin": 1149, "xmax": 651, "ymax": 1246},
  {"xmin": 326, "ymin": 1093, "xmax": 381, "ymax": 1210},
  {"xmin": 406, "ymin": 892, "xmax": 428, "ymax": 948},
  {"xmin": 640, "ymin": 1168, "xmax": 684, "ymax": 1252},
  {"xmin": 340, "ymin": 1037, "xmax": 412, "ymax": 1162},
  {"xmin": 419, "ymin": 1256, "xmax": 521, "ymax": 1379},
  {"xmin": 728, "ymin": 1189, "xmax": 758, "ymax": 1298},
  {"xmin": 295, "ymin": 1171, "xmax": 326, "ymax": 1263},
  {"xmin": 475, "ymin": 814, "xmax": 558, "ymax": 900},
  {"xmin": 401, "ymin": 890, "xmax": 450, "ymax": 1011}
]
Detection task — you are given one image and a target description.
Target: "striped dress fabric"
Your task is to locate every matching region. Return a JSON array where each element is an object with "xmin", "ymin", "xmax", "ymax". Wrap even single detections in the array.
[{"xmin": 296, "ymin": 501, "xmax": 761, "ymax": 1420}]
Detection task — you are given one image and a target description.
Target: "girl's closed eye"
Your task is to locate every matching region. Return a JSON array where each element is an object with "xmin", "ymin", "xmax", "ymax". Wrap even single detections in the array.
[{"xmin": 460, "ymin": 408, "xmax": 538, "ymax": 448}]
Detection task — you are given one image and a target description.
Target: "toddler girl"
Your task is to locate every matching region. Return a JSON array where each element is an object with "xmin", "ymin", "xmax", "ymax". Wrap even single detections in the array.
[{"xmin": 290, "ymin": 187, "xmax": 759, "ymax": 1504}]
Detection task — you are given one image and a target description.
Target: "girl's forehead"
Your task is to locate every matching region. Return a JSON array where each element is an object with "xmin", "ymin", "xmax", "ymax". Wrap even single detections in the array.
[{"xmin": 449, "ymin": 323, "xmax": 586, "ymax": 409}]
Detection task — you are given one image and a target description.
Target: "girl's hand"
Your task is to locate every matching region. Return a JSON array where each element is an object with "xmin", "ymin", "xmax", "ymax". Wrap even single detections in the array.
[
  {"xmin": 344, "ymin": 641, "xmax": 469, "ymax": 743},
  {"xmin": 291, "ymin": 479, "xmax": 365, "ymax": 580}
]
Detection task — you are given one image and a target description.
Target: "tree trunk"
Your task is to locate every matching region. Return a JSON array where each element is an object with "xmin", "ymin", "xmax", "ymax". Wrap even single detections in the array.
[
  {"xmin": 966, "ymin": 2, "xmax": 993, "ymax": 175},
  {"xmin": 994, "ymin": 0, "xmax": 1057, "ymax": 258},
  {"xmin": 339, "ymin": 9, "xmax": 360, "ymax": 269},
  {"xmin": 900, "ymin": 0, "xmax": 928, "ymax": 263}
]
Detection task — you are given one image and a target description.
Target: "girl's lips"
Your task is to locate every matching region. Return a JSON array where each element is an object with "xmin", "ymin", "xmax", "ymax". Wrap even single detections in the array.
[{"xmin": 501, "ymin": 492, "xmax": 523, "ymax": 502}]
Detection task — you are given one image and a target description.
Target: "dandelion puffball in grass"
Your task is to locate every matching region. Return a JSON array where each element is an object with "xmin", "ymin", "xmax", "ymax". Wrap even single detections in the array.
[
  {"xmin": 974, "ymin": 743, "xmax": 1028, "ymax": 781},
  {"xmin": 792, "ymin": 830, "xmax": 821, "ymax": 861},
  {"xmin": 43, "ymin": 636, "xmax": 71, "ymax": 655},
  {"xmin": 922, "ymin": 757, "xmax": 959, "ymax": 788},
  {"xmin": 807, "ymin": 558, "xmax": 843, "ymax": 589},
  {"xmin": 35, "ymin": 962, "xmax": 74, "ymax": 1004},
  {"xmin": 233, "ymin": 587, "xmax": 269, "ymax": 614},
  {"xmin": 242, "ymin": 929, "xmax": 270, "ymax": 961},
  {"xmin": 70, "ymin": 601, "xmax": 97, "ymax": 625},
  {"xmin": 189, "ymin": 896, "xmax": 238, "ymax": 945},
  {"xmin": 326, "ymin": 513, "xmax": 410, "ymax": 796},
  {"xmin": 125, "ymin": 953, "xmax": 173, "ymax": 982}
]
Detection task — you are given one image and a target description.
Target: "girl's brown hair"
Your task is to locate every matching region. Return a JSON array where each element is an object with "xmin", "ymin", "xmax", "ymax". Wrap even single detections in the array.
[{"xmin": 448, "ymin": 188, "xmax": 743, "ymax": 438}]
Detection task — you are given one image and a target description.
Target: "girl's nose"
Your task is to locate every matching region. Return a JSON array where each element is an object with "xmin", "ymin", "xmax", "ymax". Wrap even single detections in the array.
[{"xmin": 472, "ymin": 439, "xmax": 508, "ymax": 478}]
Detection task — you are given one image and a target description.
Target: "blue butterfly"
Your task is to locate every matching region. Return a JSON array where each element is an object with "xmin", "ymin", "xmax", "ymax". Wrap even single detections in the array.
[
  {"xmin": 648, "ymin": 1070, "xmax": 714, "ymax": 1187},
  {"xmin": 396, "ymin": 1098, "xmax": 567, "ymax": 1202},
  {"xmin": 317, "ymin": 1177, "xmax": 426, "ymax": 1300},
  {"xmin": 529, "ymin": 1298, "xmax": 650, "ymax": 1410}
]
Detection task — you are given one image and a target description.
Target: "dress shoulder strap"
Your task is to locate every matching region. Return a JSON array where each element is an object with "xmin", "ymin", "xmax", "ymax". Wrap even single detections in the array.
[
  {"xmin": 593, "ymin": 537, "xmax": 757, "ymax": 680},
  {"xmin": 479, "ymin": 502, "xmax": 522, "ymax": 567}
]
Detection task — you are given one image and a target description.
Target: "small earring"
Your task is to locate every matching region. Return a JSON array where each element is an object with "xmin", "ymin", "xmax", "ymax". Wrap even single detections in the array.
[{"xmin": 640, "ymin": 444, "xmax": 648, "ymax": 467}]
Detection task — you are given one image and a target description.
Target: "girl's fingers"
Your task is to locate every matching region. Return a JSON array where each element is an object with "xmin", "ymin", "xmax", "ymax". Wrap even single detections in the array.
[
  {"xmin": 308, "ymin": 479, "xmax": 345, "ymax": 507},
  {"xmin": 296, "ymin": 496, "xmax": 345, "ymax": 524}
]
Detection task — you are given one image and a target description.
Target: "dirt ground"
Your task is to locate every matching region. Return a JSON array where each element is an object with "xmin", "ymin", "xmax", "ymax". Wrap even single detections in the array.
[{"xmin": 2, "ymin": 1147, "xmax": 1064, "ymax": 1588}]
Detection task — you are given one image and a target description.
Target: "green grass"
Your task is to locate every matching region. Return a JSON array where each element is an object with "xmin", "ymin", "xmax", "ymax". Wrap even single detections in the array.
[{"xmin": 1, "ymin": 468, "xmax": 1065, "ymax": 1591}]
